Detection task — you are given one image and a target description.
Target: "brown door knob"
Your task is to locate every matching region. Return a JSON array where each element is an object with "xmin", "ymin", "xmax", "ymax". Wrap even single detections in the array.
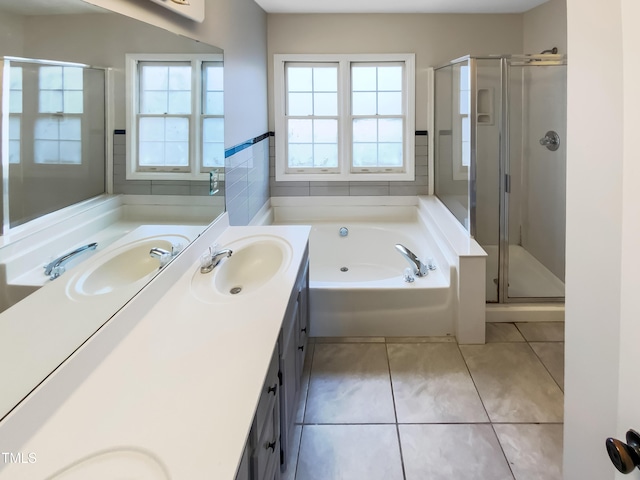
[{"xmin": 606, "ymin": 429, "xmax": 640, "ymax": 473}]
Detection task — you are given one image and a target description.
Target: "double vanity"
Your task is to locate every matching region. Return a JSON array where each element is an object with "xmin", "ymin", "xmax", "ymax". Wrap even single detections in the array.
[{"xmin": 0, "ymin": 215, "xmax": 311, "ymax": 480}]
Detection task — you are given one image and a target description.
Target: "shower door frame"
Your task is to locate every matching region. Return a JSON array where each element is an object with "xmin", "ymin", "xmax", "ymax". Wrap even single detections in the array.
[{"xmin": 499, "ymin": 54, "xmax": 567, "ymax": 303}]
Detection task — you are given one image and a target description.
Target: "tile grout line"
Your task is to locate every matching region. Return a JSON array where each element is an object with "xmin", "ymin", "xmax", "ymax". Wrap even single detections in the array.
[
  {"xmin": 384, "ymin": 343, "xmax": 408, "ymax": 480},
  {"xmin": 525, "ymin": 340, "xmax": 565, "ymax": 393},
  {"xmin": 456, "ymin": 342, "xmax": 517, "ymax": 480}
]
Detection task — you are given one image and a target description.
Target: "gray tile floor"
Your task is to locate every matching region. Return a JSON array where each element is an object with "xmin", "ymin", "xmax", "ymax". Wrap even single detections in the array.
[{"xmin": 283, "ymin": 322, "xmax": 565, "ymax": 480}]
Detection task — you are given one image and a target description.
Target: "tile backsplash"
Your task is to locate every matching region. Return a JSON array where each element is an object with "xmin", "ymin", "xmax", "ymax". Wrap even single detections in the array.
[
  {"xmin": 269, "ymin": 133, "xmax": 428, "ymax": 197},
  {"xmin": 112, "ymin": 132, "xmax": 217, "ymax": 196}
]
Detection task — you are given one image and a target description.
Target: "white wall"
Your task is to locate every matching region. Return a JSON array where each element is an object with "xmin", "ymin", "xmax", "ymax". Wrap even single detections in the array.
[
  {"xmin": 523, "ymin": 0, "xmax": 567, "ymax": 54},
  {"xmin": 0, "ymin": 10, "xmax": 24, "ymax": 57},
  {"xmin": 267, "ymin": 13, "xmax": 523, "ymax": 131},
  {"xmin": 564, "ymin": 0, "xmax": 625, "ymax": 477}
]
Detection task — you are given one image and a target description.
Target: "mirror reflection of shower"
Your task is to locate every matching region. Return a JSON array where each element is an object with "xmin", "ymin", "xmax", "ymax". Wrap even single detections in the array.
[{"xmin": 433, "ymin": 53, "xmax": 567, "ymax": 303}]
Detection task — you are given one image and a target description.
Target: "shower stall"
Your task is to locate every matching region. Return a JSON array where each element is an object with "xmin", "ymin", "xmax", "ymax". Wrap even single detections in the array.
[{"xmin": 433, "ymin": 54, "xmax": 567, "ymax": 303}]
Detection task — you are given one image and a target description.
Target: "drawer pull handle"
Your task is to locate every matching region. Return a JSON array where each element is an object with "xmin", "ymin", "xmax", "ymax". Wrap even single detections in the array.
[
  {"xmin": 265, "ymin": 440, "xmax": 276, "ymax": 452},
  {"xmin": 298, "ymin": 345, "xmax": 304, "ymax": 352},
  {"xmin": 267, "ymin": 383, "xmax": 277, "ymax": 395},
  {"xmin": 301, "ymin": 327, "xmax": 307, "ymax": 333}
]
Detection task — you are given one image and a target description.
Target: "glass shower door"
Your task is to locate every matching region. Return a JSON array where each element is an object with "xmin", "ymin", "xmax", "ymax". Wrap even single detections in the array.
[{"xmin": 504, "ymin": 59, "xmax": 566, "ymax": 300}]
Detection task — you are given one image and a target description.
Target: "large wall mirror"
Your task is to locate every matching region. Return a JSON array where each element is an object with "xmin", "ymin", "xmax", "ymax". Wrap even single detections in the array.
[{"xmin": 0, "ymin": 0, "xmax": 225, "ymax": 420}]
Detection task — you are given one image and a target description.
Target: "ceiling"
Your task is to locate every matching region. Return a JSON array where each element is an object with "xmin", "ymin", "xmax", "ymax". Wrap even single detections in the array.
[
  {"xmin": 254, "ymin": 0, "xmax": 549, "ymax": 14},
  {"xmin": 0, "ymin": 0, "xmax": 104, "ymax": 16}
]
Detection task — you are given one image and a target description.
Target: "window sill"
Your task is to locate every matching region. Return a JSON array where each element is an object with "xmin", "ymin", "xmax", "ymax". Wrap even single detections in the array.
[
  {"xmin": 125, "ymin": 171, "xmax": 214, "ymax": 181},
  {"xmin": 275, "ymin": 171, "xmax": 415, "ymax": 182}
]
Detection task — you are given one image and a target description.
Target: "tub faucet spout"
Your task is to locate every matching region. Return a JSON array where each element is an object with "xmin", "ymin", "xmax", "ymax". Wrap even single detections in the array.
[{"xmin": 395, "ymin": 244, "xmax": 428, "ymax": 277}]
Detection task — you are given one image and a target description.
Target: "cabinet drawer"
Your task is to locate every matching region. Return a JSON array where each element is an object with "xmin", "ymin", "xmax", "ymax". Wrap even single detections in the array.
[{"xmin": 256, "ymin": 347, "xmax": 279, "ymax": 435}]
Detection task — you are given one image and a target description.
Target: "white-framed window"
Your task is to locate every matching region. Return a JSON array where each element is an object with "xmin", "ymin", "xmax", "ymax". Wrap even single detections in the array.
[
  {"xmin": 274, "ymin": 54, "xmax": 415, "ymax": 182},
  {"xmin": 8, "ymin": 66, "xmax": 22, "ymax": 165},
  {"xmin": 125, "ymin": 53, "xmax": 224, "ymax": 181}
]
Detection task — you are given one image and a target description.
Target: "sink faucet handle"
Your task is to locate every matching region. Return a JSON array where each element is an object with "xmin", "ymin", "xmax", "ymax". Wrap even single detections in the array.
[{"xmin": 171, "ymin": 243, "xmax": 184, "ymax": 256}]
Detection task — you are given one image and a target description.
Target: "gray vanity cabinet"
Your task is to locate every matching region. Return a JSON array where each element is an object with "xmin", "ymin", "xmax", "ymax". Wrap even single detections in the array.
[
  {"xmin": 235, "ymin": 347, "xmax": 281, "ymax": 480},
  {"xmin": 235, "ymin": 245, "xmax": 310, "ymax": 480},
  {"xmin": 279, "ymin": 250, "xmax": 310, "ymax": 471}
]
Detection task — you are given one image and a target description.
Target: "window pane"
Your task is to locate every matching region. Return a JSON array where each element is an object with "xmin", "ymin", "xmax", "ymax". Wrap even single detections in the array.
[
  {"xmin": 460, "ymin": 65, "xmax": 469, "ymax": 91},
  {"xmin": 462, "ymin": 141, "xmax": 470, "ymax": 167},
  {"xmin": 141, "ymin": 91, "xmax": 168, "ymax": 114},
  {"xmin": 64, "ymin": 91, "xmax": 84, "ymax": 114},
  {"xmin": 287, "ymin": 67, "xmax": 312, "ymax": 92},
  {"xmin": 165, "ymin": 117, "xmax": 189, "ymax": 142},
  {"xmin": 9, "ymin": 67, "xmax": 22, "ymax": 90},
  {"xmin": 459, "ymin": 90, "xmax": 470, "ymax": 115},
  {"xmin": 59, "ymin": 141, "xmax": 82, "ymax": 164},
  {"xmin": 9, "ymin": 91, "xmax": 22, "ymax": 114},
  {"xmin": 313, "ymin": 67, "xmax": 337, "ymax": 92},
  {"xmin": 9, "ymin": 116, "xmax": 20, "ymax": 139},
  {"xmin": 352, "ymin": 92, "xmax": 376, "ymax": 115},
  {"xmin": 462, "ymin": 115, "xmax": 470, "ymax": 141},
  {"xmin": 35, "ymin": 118, "xmax": 59, "ymax": 140},
  {"xmin": 378, "ymin": 118, "xmax": 403, "ymax": 142},
  {"xmin": 165, "ymin": 142, "xmax": 189, "ymax": 166},
  {"xmin": 59, "ymin": 118, "xmax": 81, "ymax": 141},
  {"xmin": 139, "ymin": 117, "xmax": 165, "ymax": 141},
  {"xmin": 378, "ymin": 92, "xmax": 402, "ymax": 115},
  {"xmin": 9, "ymin": 140, "xmax": 20, "ymax": 164},
  {"xmin": 141, "ymin": 65, "xmax": 168, "ymax": 90},
  {"xmin": 39, "ymin": 91, "xmax": 63, "ymax": 113},
  {"xmin": 378, "ymin": 66, "xmax": 402, "ymax": 91},
  {"xmin": 39, "ymin": 66, "xmax": 63, "ymax": 90},
  {"xmin": 203, "ymin": 142, "xmax": 225, "ymax": 167},
  {"xmin": 288, "ymin": 143, "xmax": 313, "ymax": 167},
  {"xmin": 63, "ymin": 67, "xmax": 83, "ymax": 90},
  {"xmin": 203, "ymin": 118, "xmax": 224, "ymax": 143},
  {"xmin": 313, "ymin": 93, "xmax": 337, "ymax": 116},
  {"xmin": 205, "ymin": 92, "xmax": 224, "ymax": 115},
  {"xmin": 168, "ymin": 66, "xmax": 191, "ymax": 90},
  {"xmin": 205, "ymin": 64, "xmax": 223, "ymax": 91},
  {"xmin": 168, "ymin": 91, "xmax": 191, "ymax": 114},
  {"xmin": 288, "ymin": 119, "xmax": 313, "ymax": 143},
  {"xmin": 313, "ymin": 144, "xmax": 338, "ymax": 167},
  {"xmin": 352, "ymin": 66, "xmax": 376, "ymax": 91},
  {"xmin": 34, "ymin": 140, "xmax": 59, "ymax": 163},
  {"xmin": 313, "ymin": 119, "xmax": 337, "ymax": 143},
  {"xmin": 288, "ymin": 93, "xmax": 313, "ymax": 116},
  {"xmin": 139, "ymin": 141, "xmax": 164, "ymax": 166},
  {"xmin": 378, "ymin": 143, "xmax": 403, "ymax": 166},
  {"xmin": 353, "ymin": 119, "xmax": 377, "ymax": 142},
  {"xmin": 352, "ymin": 143, "xmax": 377, "ymax": 166}
]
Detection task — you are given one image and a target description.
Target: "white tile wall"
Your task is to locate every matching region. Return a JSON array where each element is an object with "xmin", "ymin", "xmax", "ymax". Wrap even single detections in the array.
[{"xmin": 225, "ymin": 137, "xmax": 270, "ymax": 226}]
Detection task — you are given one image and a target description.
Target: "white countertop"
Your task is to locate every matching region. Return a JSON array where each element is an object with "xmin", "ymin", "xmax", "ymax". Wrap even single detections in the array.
[{"xmin": 0, "ymin": 223, "xmax": 311, "ymax": 480}]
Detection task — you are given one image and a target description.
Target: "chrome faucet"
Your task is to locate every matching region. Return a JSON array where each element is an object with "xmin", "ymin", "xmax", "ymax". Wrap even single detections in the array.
[
  {"xmin": 44, "ymin": 242, "xmax": 98, "ymax": 280},
  {"xmin": 200, "ymin": 247, "xmax": 233, "ymax": 274},
  {"xmin": 395, "ymin": 244, "xmax": 428, "ymax": 277},
  {"xmin": 149, "ymin": 243, "xmax": 184, "ymax": 268},
  {"xmin": 149, "ymin": 247, "xmax": 172, "ymax": 268}
]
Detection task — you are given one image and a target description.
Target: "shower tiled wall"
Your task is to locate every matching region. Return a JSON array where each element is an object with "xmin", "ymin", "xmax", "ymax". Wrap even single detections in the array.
[
  {"xmin": 112, "ymin": 132, "xmax": 214, "ymax": 196},
  {"xmin": 225, "ymin": 134, "xmax": 270, "ymax": 226},
  {"xmin": 269, "ymin": 133, "xmax": 428, "ymax": 196}
]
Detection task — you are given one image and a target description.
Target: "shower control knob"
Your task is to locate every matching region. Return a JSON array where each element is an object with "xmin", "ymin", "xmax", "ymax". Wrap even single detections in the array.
[{"xmin": 606, "ymin": 429, "xmax": 640, "ymax": 473}]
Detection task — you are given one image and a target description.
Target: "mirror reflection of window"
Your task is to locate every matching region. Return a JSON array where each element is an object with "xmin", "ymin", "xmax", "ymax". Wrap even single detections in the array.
[
  {"xmin": 202, "ymin": 61, "xmax": 224, "ymax": 169},
  {"xmin": 459, "ymin": 65, "xmax": 470, "ymax": 168},
  {"xmin": 128, "ymin": 55, "xmax": 224, "ymax": 178},
  {"xmin": 35, "ymin": 66, "xmax": 83, "ymax": 165},
  {"xmin": 8, "ymin": 66, "xmax": 22, "ymax": 164},
  {"xmin": 138, "ymin": 62, "xmax": 191, "ymax": 170}
]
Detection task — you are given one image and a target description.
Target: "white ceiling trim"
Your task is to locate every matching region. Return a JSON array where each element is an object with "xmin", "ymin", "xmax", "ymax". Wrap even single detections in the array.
[{"xmin": 254, "ymin": 0, "xmax": 550, "ymax": 14}]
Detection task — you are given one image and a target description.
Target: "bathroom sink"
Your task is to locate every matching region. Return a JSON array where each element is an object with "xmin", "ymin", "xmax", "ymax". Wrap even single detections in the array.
[
  {"xmin": 68, "ymin": 235, "xmax": 188, "ymax": 297},
  {"xmin": 191, "ymin": 235, "xmax": 293, "ymax": 303}
]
